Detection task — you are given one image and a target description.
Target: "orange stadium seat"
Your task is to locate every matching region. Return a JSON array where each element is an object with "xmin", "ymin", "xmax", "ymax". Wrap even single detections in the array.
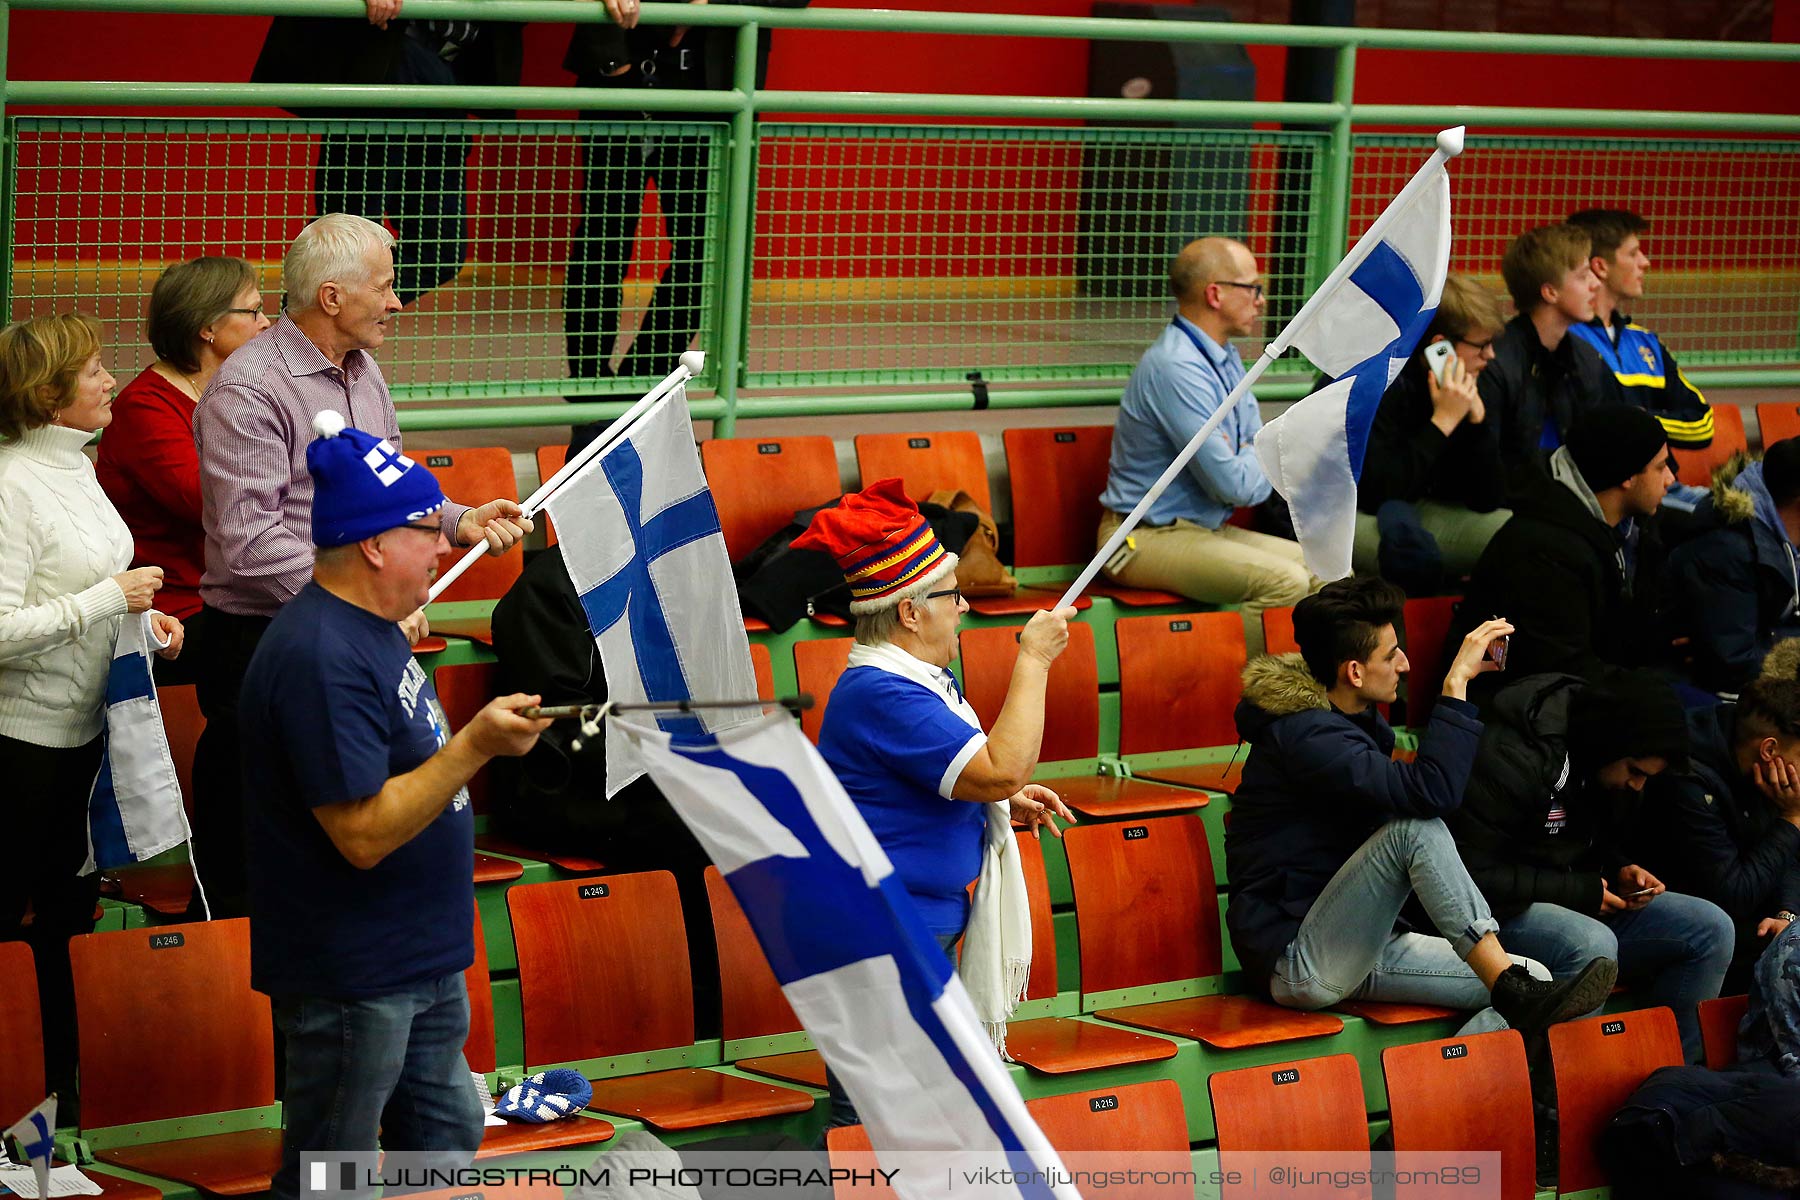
[
  {"xmin": 535, "ymin": 443, "xmax": 567, "ymax": 545},
  {"xmin": 855, "ymin": 430, "xmax": 1083, "ymax": 618},
  {"xmin": 1756, "ymin": 401, "xmax": 1800, "ymax": 449},
  {"xmin": 701, "ymin": 435, "xmax": 843, "ymax": 632},
  {"xmin": 70, "ymin": 920, "xmax": 282, "ymax": 1195},
  {"xmin": 1001, "ymin": 425, "xmax": 1182, "ymax": 608},
  {"xmin": 1116, "ymin": 611, "xmax": 1250, "ymax": 795},
  {"xmin": 412, "ymin": 446, "xmax": 524, "ymax": 645},
  {"xmin": 0, "ymin": 943, "xmax": 166, "ymax": 1200},
  {"xmin": 507, "ymin": 872, "xmax": 815, "ymax": 1131},
  {"xmin": 1382, "ymin": 1030, "xmax": 1537, "ymax": 1200},
  {"xmin": 959, "ymin": 622, "xmax": 1200, "ymax": 819},
  {"xmin": 1209, "ymin": 1053, "xmax": 1371, "ymax": 1199},
  {"xmin": 825, "ymin": 1079, "xmax": 1191, "ymax": 1200},
  {"xmin": 705, "ymin": 866, "xmax": 822, "ymax": 1088},
  {"xmin": 794, "ymin": 637, "xmax": 854, "ymax": 744},
  {"xmin": 433, "ymin": 660, "xmax": 569, "ymax": 878},
  {"xmin": 1064, "ymin": 815, "xmax": 1342, "ymax": 1050},
  {"xmin": 1697, "ymin": 994, "xmax": 1748, "ymax": 1070},
  {"xmin": 1674, "ymin": 404, "xmax": 1746, "ymax": 489},
  {"xmin": 463, "ymin": 901, "xmax": 615, "ymax": 1156},
  {"xmin": 1261, "ymin": 605, "xmax": 1299, "ymax": 656},
  {"xmin": 1548, "ymin": 1007, "xmax": 1683, "ymax": 1195}
]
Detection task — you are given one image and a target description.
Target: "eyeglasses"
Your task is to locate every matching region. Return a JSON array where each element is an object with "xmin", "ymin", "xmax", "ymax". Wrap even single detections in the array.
[
  {"xmin": 398, "ymin": 522, "xmax": 443, "ymax": 536},
  {"xmin": 1456, "ymin": 337, "xmax": 1497, "ymax": 352},
  {"xmin": 1212, "ymin": 280, "xmax": 1265, "ymax": 300},
  {"xmin": 922, "ymin": 585, "xmax": 964, "ymax": 605},
  {"xmin": 218, "ymin": 305, "xmax": 266, "ymax": 318}
]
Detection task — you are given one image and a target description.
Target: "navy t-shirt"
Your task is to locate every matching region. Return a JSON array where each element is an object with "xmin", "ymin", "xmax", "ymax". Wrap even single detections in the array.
[
  {"xmin": 240, "ymin": 582, "xmax": 474, "ymax": 998},
  {"xmin": 818, "ymin": 665, "xmax": 988, "ymax": 936}
]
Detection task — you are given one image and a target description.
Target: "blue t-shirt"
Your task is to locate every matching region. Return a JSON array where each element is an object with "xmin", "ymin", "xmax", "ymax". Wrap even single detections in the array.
[
  {"xmin": 240, "ymin": 582, "xmax": 474, "ymax": 998},
  {"xmin": 817, "ymin": 665, "xmax": 988, "ymax": 936}
]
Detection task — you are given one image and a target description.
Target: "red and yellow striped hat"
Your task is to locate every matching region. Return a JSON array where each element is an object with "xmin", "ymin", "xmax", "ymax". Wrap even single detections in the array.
[{"xmin": 793, "ymin": 477, "xmax": 958, "ymax": 614}]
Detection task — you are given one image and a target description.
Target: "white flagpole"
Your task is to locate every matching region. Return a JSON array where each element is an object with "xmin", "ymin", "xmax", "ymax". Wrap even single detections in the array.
[
  {"xmin": 427, "ymin": 350, "xmax": 705, "ymax": 604},
  {"xmin": 1053, "ymin": 127, "xmax": 1466, "ymax": 613}
]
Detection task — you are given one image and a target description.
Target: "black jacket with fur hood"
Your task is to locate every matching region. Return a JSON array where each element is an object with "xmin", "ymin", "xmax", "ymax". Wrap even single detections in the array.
[{"xmin": 1223, "ymin": 653, "xmax": 1484, "ymax": 991}]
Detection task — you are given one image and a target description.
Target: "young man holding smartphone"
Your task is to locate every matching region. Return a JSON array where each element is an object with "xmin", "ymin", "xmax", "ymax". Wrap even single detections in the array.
[
  {"xmin": 1452, "ymin": 670, "xmax": 1735, "ymax": 1063},
  {"xmin": 1353, "ymin": 274, "xmax": 1511, "ymax": 592}
]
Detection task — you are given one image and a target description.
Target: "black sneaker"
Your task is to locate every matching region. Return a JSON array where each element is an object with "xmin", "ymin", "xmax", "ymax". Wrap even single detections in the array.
[{"xmin": 1490, "ymin": 956, "xmax": 1618, "ymax": 1034}]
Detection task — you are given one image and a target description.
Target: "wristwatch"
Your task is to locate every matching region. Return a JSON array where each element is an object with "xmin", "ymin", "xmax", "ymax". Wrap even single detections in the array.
[{"xmin": 1777, "ymin": 910, "xmax": 1799, "ymax": 923}]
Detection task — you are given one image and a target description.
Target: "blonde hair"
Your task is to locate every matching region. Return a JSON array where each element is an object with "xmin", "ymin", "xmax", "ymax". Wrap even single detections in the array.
[
  {"xmin": 0, "ymin": 313, "xmax": 103, "ymax": 440},
  {"xmin": 1430, "ymin": 274, "xmax": 1506, "ymax": 343},
  {"xmin": 284, "ymin": 213, "xmax": 394, "ymax": 313},
  {"xmin": 1501, "ymin": 225, "xmax": 1591, "ymax": 313}
]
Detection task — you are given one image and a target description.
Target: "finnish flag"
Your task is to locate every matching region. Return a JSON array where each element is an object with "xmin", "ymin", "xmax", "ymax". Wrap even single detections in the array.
[
  {"xmin": 1255, "ymin": 161, "xmax": 1452, "ymax": 582},
  {"xmin": 83, "ymin": 613, "xmax": 189, "ymax": 873},
  {"xmin": 544, "ymin": 383, "xmax": 761, "ymax": 796},
  {"xmin": 615, "ymin": 712, "xmax": 1079, "ymax": 1200}
]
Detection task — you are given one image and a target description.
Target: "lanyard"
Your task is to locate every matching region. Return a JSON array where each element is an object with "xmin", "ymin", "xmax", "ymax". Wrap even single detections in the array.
[{"xmin": 1169, "ymin": 317, "xmax": 1241, "ymax": 396}]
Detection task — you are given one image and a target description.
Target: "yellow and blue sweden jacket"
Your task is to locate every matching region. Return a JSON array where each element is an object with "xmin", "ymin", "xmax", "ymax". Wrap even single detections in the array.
[{"xmin": 1568, "ymin": 313, "xmax": 1713, "ymax": 448}]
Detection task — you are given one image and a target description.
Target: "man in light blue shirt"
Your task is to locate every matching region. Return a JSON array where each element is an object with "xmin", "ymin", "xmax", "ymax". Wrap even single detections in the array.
[{"xmin": 1098, "ymin": 236, "xmax": 1314, "ymax": 654}]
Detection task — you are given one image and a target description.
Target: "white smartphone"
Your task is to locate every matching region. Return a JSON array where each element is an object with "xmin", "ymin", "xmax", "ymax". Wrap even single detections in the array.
[{"xmin": 1423, "ymin": 339, "xmax": 1456, "ymax": 384}]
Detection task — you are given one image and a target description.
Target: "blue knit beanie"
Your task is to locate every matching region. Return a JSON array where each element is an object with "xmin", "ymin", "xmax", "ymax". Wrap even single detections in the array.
[
  {"xmin": 493, "ymin": 1069, "xmax": 594, "ymax": 1123},
  {"xmin": 306, "ymin": 410, "xmax": 448, "ymax": 547}
]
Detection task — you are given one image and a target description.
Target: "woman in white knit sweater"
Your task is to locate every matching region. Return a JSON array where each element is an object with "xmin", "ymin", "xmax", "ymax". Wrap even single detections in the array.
[{"xmin": 0, "ymin": 312, "xmax": 183, "ymax": 1106}]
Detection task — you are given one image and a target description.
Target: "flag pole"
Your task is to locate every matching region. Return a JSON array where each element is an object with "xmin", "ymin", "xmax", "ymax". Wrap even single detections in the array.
[
  {"xmin": 1053, "ymin": 127, "xmax": 1466, "ymax": 613},
  {"xmin": 427, "ymin": 350, "xmax": 705, "ymax": 604}
]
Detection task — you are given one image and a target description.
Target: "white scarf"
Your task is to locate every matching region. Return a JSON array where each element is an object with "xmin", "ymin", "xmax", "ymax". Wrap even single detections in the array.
[{"xmin": 846, "ymin": 641, "xmax": 1033, "ymax": 1058}]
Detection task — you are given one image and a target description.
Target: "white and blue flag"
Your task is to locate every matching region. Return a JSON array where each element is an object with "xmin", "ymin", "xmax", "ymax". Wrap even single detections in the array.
[
  {"xmin": 4, "ymin": 1095, "xmax": 56, "ymax": 1200},
  {"xmin": 83, "ymin": 613, "xmax": 189, "ymax": 873},
  {"xmin": 616, "ymin": 712, "xmax": 1079, "ymax": 1200},
  {"xmin": 1255, "ymin": 160, "xmax": 1453, "ymax": 581},
  {"xmin": 544, "ymin": 383, "xmax": 761, "ymax": 796}
]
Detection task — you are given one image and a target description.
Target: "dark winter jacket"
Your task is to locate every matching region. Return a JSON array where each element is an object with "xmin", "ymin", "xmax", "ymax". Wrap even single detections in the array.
[
  {"xmin": 1452, "ymin": 673, "xmax": 1630, "ymax": 918},
  {"xmin": 1356, "ymin": 351, "xmax": 1507, "ymax": 515},
  {"xmin": 1477, "ymin": 314, "xmax": 1624, "ymax": 503},
  {"xmin": 1666, "ymin": 455, "xmax": 1800, "ymax": 695},
  {"xmin": 1223, "ymin": 653, "xmax": 1485, "ymax": 990},
  {"xmin": 1600, "ymin": 1063, "xmax": 1800, "ymax": 1199},
  {"xmin": 1637, "ymin": 703, "xmax": 1800, "ymax": 953},
  {"xmin": 1458, "ymin": 445, "xmax": 1667, "ymax": 689}
]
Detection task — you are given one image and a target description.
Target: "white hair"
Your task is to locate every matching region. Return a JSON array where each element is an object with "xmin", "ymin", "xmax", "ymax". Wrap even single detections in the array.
[
  {"xmin": 851, "ymin": 555, "xmax": 959, "ymax": 645},
  {"xmin": 283, "ymin": 213, "xmax": 395, "ymax": 313}
]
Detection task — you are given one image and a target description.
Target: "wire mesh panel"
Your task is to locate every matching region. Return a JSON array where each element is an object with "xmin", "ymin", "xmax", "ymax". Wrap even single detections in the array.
[
  {"xmin": 747, "ymin": 123, "xmax": 1330, "ymax": 389},
  {"xmin": 1352, "ymin": 132, "xmax": 1800, "ymax": 366},
  {"xmin": 8, "ymin": 116, "xmax": 727, "ymax": 400}
]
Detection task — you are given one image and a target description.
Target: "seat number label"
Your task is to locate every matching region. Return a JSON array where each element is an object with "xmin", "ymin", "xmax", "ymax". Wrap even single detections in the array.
[
  {"xmin": 1170, "ymin": 620, "xmax": 1191, "ymax": 632},
  {"xmin": 1123, "ymin": 826, "xmax": 1149, "ymax": 840},
  {"xmin": 1054, "ymin": 431, "xmax": 1077, "ymax": 443},
  {"xmin": 757, "ymin": 443, "xmax": 782, "ymax": 454},
  {"xmin": 908, "ymin": 437, "xmax": 931, "ymax": 449},
  {"xmin": 1601, "ymin": 1019, "xmax": 1626, "ymax": 1036},
  {"xmin": 1271, "ymin": 1068, "xmax": 1300, "ymax": 1085},
  {"xmin": 426, "ymin": 455, "xmax": 453, "ymax": 468},
  {"xmin": 1441, "ymin": 1043, "xmax": 1468, "ymax": 1059},
  {"xmin": 579, "ymin": 883, "xmax": 611, "ymax": 900},
  {"xmin": 149, "ymin": 932, "xmax": 184, "ymax": 950}
]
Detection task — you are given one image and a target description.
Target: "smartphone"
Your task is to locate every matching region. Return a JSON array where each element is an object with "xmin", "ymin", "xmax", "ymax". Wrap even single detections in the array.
[
  {"xmin": 1485, "ymin": 633, "xmax": 1509, "ymax": 671},
  {"xmin": 1423, "ymin": 339, "xmax": 1456, "ymax": 385},
  {"xmin": 1626, "ymin": 887, "xmax": 1657, "ymax": 899}
]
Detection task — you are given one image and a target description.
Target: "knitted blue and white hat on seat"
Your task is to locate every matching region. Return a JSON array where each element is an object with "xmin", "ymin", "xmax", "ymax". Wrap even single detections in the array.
[
  {"xmin": 306, "ymin": 409, "xmax": 448, "ymax": 548},
  {"xmin": 493, "ymin": 1069, "xmax": 594, "ymax": 1123}
]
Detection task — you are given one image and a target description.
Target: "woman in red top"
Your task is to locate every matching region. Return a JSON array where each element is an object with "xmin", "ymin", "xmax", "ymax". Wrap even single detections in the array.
[{"xmin": 96, "ymin": 258, "xmax": 270, "ymax": 678}]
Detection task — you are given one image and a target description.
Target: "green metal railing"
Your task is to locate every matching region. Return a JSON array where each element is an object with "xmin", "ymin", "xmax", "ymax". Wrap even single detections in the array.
[{"xmin": 3, "ymin": 1, "xmax": 1798, "ymax": 435}]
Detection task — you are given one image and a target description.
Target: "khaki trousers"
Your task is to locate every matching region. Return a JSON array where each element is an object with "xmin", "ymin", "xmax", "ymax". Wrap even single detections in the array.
[{"xmin": 1097, "ymin": 510, "xmax": 1317, "ymax": 657}]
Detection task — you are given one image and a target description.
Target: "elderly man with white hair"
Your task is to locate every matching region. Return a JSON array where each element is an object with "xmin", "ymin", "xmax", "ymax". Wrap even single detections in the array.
[
  {"xmin": 191, "ymin": 212, "xmax": 530, "ymax": 916},
  {"xmin": 796, "ymin": 478, "xmax": 1077, "ymax": 1131}
]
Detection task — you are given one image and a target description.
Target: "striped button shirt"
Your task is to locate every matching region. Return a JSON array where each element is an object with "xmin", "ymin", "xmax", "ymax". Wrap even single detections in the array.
[{"xmin": 196, "ymin": 317, "xmax": 468, "ymax": 616}]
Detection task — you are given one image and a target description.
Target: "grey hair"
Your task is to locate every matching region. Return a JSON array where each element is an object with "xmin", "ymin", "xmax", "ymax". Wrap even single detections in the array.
[
  {"xmin": 851, "ymin": 556, "xmax": 960, "ymax": 646},
  {"xmin": 284, "ymin": 213, "xmax": 395, "ymax": 313}
]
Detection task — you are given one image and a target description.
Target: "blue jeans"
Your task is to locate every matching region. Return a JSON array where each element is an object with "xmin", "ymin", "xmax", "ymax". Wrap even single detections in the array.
[
  {"xmin": 1272, "ymin": 819, "xmax": 1548, "ymax": 1037},
  {"xmin": 1497, "ymin": 894, "xmax": 1735, "ymax": 1063},
  {"xmin": 271, "ymin": 972, "xmax": 484, "ymax": 1200}
]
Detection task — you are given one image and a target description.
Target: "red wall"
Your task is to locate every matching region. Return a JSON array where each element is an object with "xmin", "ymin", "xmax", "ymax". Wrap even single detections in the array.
[{"xmin": 9, "ymin": 0, "xmax": 1799, "ymax": 270}]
